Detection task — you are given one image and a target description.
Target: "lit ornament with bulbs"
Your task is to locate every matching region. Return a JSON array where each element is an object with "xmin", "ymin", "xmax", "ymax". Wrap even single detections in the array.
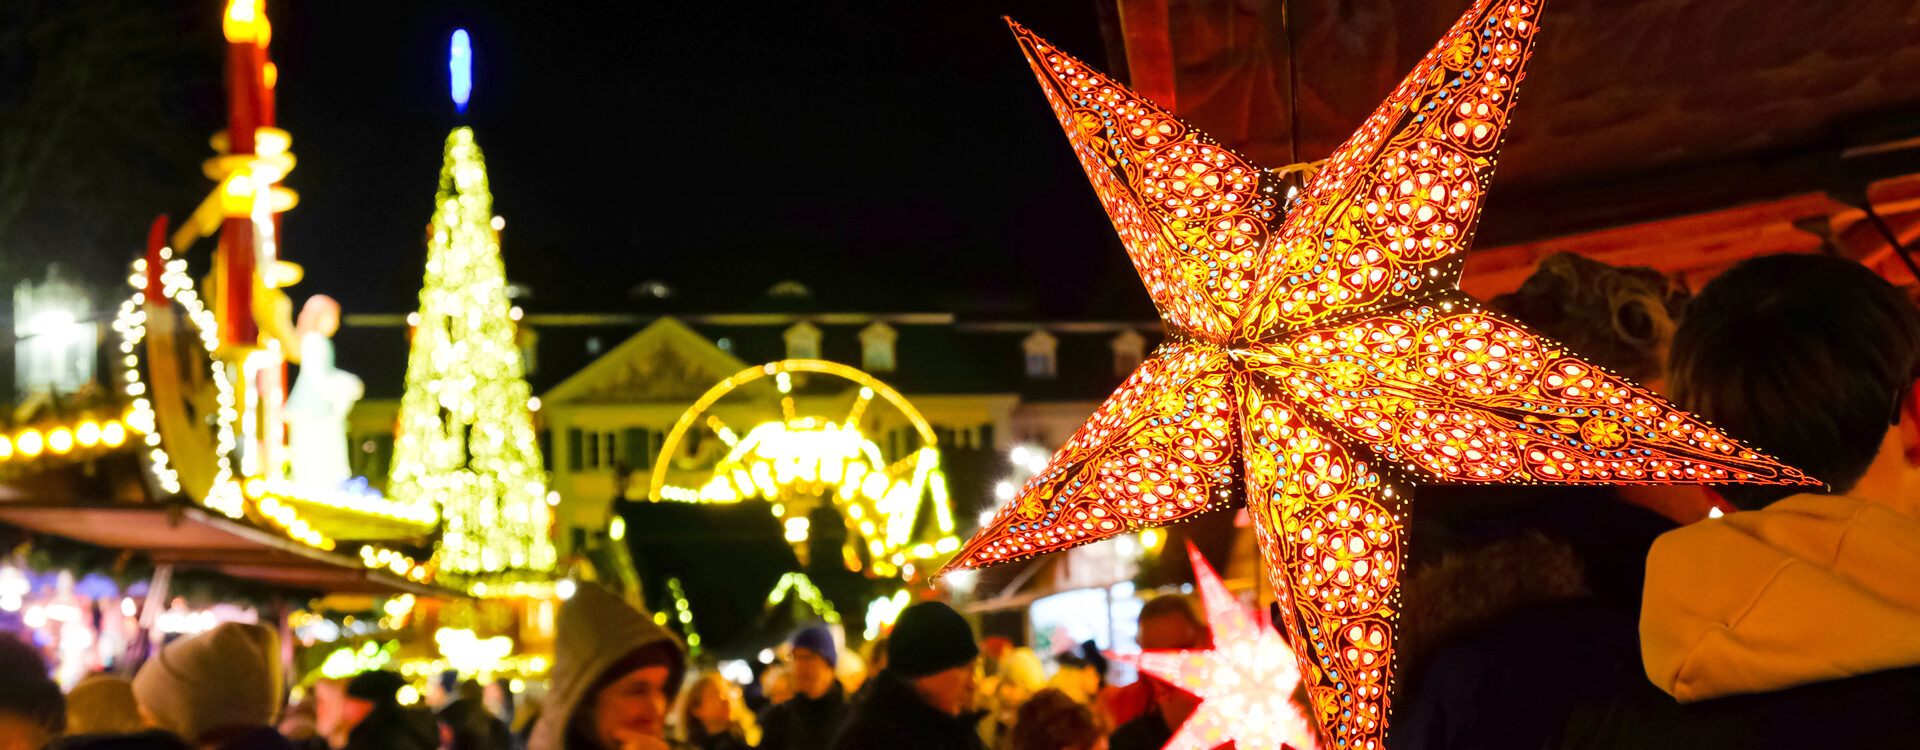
[
  {"xmin": 1122, "ymin": 543, "xmax": 1319, "ymax": 750},
  {"xmin": 943, "ymin": 5, "xmax": 1814, "ymax": 747}
]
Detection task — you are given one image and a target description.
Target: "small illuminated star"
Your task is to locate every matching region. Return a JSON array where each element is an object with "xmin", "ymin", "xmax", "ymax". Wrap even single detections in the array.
[{"xmin": 1122, "ymin": 542, "xmax": 1319, "ymax": 750}]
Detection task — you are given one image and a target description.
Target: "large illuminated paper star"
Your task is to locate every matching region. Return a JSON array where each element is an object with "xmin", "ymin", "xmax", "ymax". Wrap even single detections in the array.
[
  {"xmin": 945, "ymin": 2, "xmax": 1815, "ymax": 747},
  {"xmin": 1122, "ymin": 542, "xmax": 1319, "ymax": 750}
]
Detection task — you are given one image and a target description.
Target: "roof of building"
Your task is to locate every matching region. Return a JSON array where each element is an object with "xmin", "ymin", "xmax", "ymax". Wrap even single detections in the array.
[{"xmin": 337, "ymin": 310, "xmax": 1163, "ymax": 403}]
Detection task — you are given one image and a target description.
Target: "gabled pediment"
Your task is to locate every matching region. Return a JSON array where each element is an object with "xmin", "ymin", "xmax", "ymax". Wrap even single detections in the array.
[{"xmin": 544, "ymin": 317, "xmax": 749, "ymax": 404}]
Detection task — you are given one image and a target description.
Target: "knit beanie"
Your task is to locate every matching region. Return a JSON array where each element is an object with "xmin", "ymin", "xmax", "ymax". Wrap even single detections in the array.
[
  {"xmin": 790, "ymin": 626, "xmax": 837, "ymax": 668},
  {"xmin": 66, "ymin": 673, "xmax": 145, "ymax": 735},
  {"xmin": 133, "ymin": 622, "xmax": 282, "ymax": 744},
  {"xmin": 884, "ymin": 602, "xmax": 978, "ymax": 678}
]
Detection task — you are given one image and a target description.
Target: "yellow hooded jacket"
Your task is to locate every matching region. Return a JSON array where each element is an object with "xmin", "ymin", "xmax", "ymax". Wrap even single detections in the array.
[{"xmin": 1640, "ymin": 493, "xmax": 1920, "ymax": 703}]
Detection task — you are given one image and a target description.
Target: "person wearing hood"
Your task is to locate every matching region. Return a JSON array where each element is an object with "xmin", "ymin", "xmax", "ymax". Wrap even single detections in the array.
[
  {"xmin": 832, "ymin": 601, "xmax": 984, "ymax": 750},
  {"xmin": 132, "ymin": 622, "xmax": 292, "ymax": 750},
  {"xmin": 530, "ymin": 583, "xmax": 689, "ymax": 750},
  {"xmin": 757, "ymin": 626, "xmax": 847, "ymax": 750},
  {"xmin": 1564, "ymin": 254, "xmax": 1920, "ymax": 747}
]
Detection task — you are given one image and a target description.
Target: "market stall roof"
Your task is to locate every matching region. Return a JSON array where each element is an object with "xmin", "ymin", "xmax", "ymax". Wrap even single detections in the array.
[
  {"xmin": 0, "ymin": 502, "xmax": 443, "ymax": 597},
  {"xmin": 1097, "ymin": 0, "xmax": 1920, "ymax": 245}
]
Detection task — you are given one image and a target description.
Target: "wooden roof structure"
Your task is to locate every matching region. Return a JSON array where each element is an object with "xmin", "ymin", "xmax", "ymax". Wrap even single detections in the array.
[{"xmin": 1096, "ymin": 0, "xmax": 1920, "ymax": 291}]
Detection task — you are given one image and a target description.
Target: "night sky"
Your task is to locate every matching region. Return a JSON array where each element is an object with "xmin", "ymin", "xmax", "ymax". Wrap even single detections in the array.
[{"xmin": 253, "ymin": 0, "xmax": 1154, "ymax": 319}]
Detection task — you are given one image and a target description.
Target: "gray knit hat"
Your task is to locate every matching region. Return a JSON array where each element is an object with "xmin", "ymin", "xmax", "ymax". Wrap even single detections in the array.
[{"xmin": 133, "ymin": 622, "xmax": 281, "ymax": 743}]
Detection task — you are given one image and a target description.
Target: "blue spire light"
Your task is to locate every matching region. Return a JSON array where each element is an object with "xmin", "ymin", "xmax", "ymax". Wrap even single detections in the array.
[{"xmin": 450, "ymin": 29, "xmax": 473, "ymax": 113}]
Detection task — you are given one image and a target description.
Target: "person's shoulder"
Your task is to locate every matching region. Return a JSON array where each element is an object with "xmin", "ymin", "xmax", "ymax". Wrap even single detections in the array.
[
  {"xmin": 1561, "ymin": 665, "xmax": 1920, "ymax": 750},
  {"xmin": 828, "ymin": 707, "xmax": 910, "ymax": 749}
]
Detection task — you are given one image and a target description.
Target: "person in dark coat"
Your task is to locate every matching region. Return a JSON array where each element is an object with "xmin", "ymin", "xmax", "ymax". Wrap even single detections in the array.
[
  {"xmin": 342, "ymin": 672, "xmax": 437, "ymax": 750},
  {"xmin": 832, "ymin": 602, "xmax": 983, "ymax": 750},
  {"xmin": 1389, "ymin": 253, "xmax": 1707, "ymax": 750},
  {"xmin": 436, "ymin": 699, "xmax": 512, "ymax": 750},
  {"xmin": 757, "ymin": 627, "xmax": 846, "ymax": 750}
]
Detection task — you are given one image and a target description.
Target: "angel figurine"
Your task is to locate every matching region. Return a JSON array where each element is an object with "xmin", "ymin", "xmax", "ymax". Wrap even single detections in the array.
[{"xmin": 284, "ymin": 295, "xmax": 363, "ymax": 488}]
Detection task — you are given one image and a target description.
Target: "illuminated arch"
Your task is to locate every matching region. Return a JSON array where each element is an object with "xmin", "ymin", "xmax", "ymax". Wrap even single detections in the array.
[{"xmin": 648, "ymin": 359, "xmax": 956, "ymax": 576}]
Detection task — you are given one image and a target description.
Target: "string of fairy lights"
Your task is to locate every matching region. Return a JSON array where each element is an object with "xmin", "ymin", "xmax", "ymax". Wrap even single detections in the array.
[{"xmin": 113, "ymin": 249, "xmax": 242, "ymax": 516}]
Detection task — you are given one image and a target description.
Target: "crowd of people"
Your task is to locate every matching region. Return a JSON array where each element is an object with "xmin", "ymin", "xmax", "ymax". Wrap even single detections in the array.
[{"xmin": 8, "ymin": 251, "xmax": 1920, "ymax": 750}]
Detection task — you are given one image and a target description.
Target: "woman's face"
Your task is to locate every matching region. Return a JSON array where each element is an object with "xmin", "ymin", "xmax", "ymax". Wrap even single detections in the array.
[
  {"xmin": 592, "ymin": 665, "xmax": 671, "ymax": 747},
  {"xmin": 690, "ymin": 683, "xmax": 732, "ymax": 731}
]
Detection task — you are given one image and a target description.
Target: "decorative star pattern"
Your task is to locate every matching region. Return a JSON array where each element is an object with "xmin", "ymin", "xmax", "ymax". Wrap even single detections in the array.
[
  {"xmin": 944, "ymin": 3, "xmax": 1817, "ymax": 747},
  {"xmin": 1123, "ymin": 542, "xmax": 1320, "ymax": 750}
]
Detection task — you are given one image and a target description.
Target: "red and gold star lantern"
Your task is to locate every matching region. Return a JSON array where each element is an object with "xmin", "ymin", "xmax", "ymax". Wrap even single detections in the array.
[
  {"xmin": 945, "ymin": 2, "xmax": 1814, "ymax": 747},
  {"xmin": 1123, "ymin": 542, "xmax": 1320, "ymax": 750}
]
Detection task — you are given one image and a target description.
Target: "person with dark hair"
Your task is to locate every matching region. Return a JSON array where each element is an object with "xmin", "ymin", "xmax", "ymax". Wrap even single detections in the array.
[
  {"xmin": 832, "ymin": 602, "xmax": 984, "ymax": 750},
  {"xmin": 757, "ymin": 626, "xmax": 847, "ymax": 750},
  {"xmin": 529, "ymin": 583, "xmax": 690, "ymax": 750},
  {"xmin": 0, "ymin": 634, "xmax": 64, "ymax": 750},
  {"xmin": 1094, "ymin": 595, "xmax": 1210, "ymax": 732},
  {"xmin": 436, "ymin": 699, "xmax": 511, "ymax": 750},
  {"xmin": 342, "ymin": 672, "xmax": 435, "ymax": 750},
  {"xmin": 1561, "ymin": 254, "xmax": 1920, "ymax": 748},
  {"xmin": 1007, "ymin": 690, "xmax": 1105, "ymax": 750},
  {"xmin": 132, "ymin": 623, "xmax": 292, "ymax": 750}
]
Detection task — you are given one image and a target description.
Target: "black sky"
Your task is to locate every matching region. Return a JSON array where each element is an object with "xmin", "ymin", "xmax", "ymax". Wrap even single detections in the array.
[{"xmin": 258, "ymin": 0, "xmax": 1155, "ymax": 319}]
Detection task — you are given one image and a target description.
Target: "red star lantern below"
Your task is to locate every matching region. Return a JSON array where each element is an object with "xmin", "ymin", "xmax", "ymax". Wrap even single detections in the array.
[
  {"xmin": 943, "ymin": 2, "xmax": 1816, "ymax": 748},
  {"xmin": 1123, "ymin": 542, "xmax": 1320, "ymax": 750}
]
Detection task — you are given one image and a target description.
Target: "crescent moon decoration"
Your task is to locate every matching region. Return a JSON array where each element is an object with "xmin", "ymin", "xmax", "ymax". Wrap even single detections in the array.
[
  {"xmin": 945, "ymin": 4, "xmax": 1815, "ymax": 746},
  {"xmin": 114, "ymin": 247, "xmax": 244, "ymax": 518}
]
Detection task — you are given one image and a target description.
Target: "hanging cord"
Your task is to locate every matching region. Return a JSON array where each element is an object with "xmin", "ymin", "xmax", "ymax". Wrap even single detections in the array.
[
  {"xmin": 1274, "ymin": 0, "xmax": 1323, "ymax": 197},
  {"xmin": 1282, "ymin": 0, "xmax": 1301, "ymax": 167},
  {"xmin": 1830, "ymin": 185, "xmax": 1920, "ymax": 282}
]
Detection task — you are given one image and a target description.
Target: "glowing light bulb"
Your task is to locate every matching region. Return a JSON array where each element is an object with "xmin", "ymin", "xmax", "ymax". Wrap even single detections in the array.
[{"xmin": 449, "ymin": 29, "xmax": 473, "ymax": 113}]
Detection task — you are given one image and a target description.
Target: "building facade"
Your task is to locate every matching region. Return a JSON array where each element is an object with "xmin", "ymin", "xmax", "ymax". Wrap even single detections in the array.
[{"xmin": 339, "ymin": 307, "xmax": 1162, "ymax": 561}]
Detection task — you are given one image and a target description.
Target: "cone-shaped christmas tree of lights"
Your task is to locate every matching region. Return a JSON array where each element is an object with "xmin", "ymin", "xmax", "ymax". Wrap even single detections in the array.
[{"xmin": 390, "ymin": 126, "xmax": 556, "ymax": 575}]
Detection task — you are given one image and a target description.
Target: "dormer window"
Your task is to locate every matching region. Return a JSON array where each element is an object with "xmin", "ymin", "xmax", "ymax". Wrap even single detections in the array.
[
  {"xmin": 1111, "ymin": 328, "xmax": 1145, "ymax": 376},
  {"xmin": 785, "ymin": 321, "xmax": 822, "ymax": 360},
  {"xmin": 1023, "ymin": 330, "xmax": 1057, "ymax": 379},
  {"xmin": 859, "ymin": 321, "xmax": 898, "ymax": 372}
]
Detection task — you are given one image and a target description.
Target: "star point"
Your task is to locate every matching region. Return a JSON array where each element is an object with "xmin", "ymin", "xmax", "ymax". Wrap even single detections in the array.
[{"xmin": 946, "ymin": 1, "xmax": 1815, "ymax": 745}]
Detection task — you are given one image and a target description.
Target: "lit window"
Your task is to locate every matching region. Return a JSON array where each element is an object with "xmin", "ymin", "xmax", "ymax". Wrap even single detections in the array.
[
  {"xmin": 1111, "ymin": 328, "xmax": 1146, "ymax": 376},
  {"xmin": 14, "ymin": 266, "xmax": 96, "ymax": 396},
  {"xmin": 1023, "ymin": 330, "xmax": 1057, "ymax": 379},
  {"xmin": 859, "ymin": 321, "xmax": 898, "ymax": 372},
  {"xmin": 785, "ymin": 321, "xmax": 822, "ymax": 360}
]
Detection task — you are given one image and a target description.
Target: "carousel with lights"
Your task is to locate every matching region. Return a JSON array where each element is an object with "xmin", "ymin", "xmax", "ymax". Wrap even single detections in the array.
[{"xmin": 624, "ymin": 356, "xmax": 966, "ymax": 658}]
